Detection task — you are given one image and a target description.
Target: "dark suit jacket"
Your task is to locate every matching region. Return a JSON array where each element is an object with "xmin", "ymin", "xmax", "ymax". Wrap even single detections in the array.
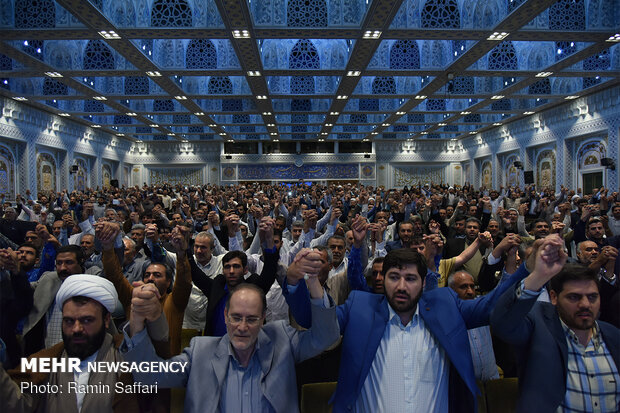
[
  {"xmin": 285, "ymin": 263, "xmax": 531, "ymax": 413},
  {"xmin": 491, "ymin": 285, "xmax": 620, "ymax": 413},
  {"xmin": 190, "ymin": 249, "xmax": 279, "ymax": 336}
]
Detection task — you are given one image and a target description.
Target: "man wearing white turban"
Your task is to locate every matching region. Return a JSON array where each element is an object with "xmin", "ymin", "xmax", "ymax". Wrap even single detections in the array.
[{"xmin": 0, "ymin": 274, "xmax": 141, "ymax": 413}]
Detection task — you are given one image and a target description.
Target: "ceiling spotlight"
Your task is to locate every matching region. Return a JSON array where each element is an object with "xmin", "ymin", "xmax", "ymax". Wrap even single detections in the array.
[
  {"xmin": 396, "ymin": 111, "xmax": 405, "ymax": 115},
  {"xmin": 116, "ymin": 133, "xmax": 125, "ymax": 136},
  {"xmin": 493, "ymin": 122, "xmax": 502, "ymax": 126},
  {"xmin": 491, "ymin": 95, "xmax": 504, "ymax": 100},
  {"xmin": 92, "ymin": 124, "xmax": 101, "ymax": 128},
  {"xmin": 469, "ymin": 131, "xmax": 477, "ymax": 134},
  {"xmin": 325, "ymin": 123, "xmax": 333, "ymax": 127},
  {"xmin": 137, "ymin": 140, "xmax": 143, "ymax": 143},
  {"xmin": 267, "ymin": 123, "xmax": 275, "ymax": 127},
  {"xmin": 363, "ymin": 30, "xmax": 382, "ymax": 39},
  {"xmin": 146, "ymin": 71, "xmax": 161, "ymax": 77},
  {"xmin": 346, "ymin": 71, "xmax": 361, "ymax": 76},
  {"xmin": 126, "ymin": 112, "xmax": 137, "ymax": 116},
  {"xmin": 536, "ymin": 72, "xmax": 553, "ymax": 77},
  {"xmin": 262, "ymin": 112, "xmax": 272, "ymax": 115},
  {"xmin": 460, "ymin": 111, "xmax": 470, "ymax": 115},
  {"xmin": 487, "ymin": 31, "xmax": 509, "ymax": 41},
  {"xmin": 438, "ymin": 122, "xmax": 447, "ymax": 126},
  {"xmin": 44, "ymin": 72, "xmax": 63, "ymax": 78},
  {"xmin": 209, "ymin": 124, "xmax": 216, "ymax": 127},
  {"xmin": 99, "ymin": 30, "xmax": 121, "ymax": 39},
  {"xmin": 371, "ymin": 132, "xmax": 378, "ymax": 135},
  {"xmin": 256, "ymin": 95, "xmax": 267, "ymax": 99},
  {"xmin": 363, "ymin": 138, "xmax": 369, "ymax": 142},
  {"xmin": 150, "ymin": 124, "xmax": 159, "ymax": 127},
  {"xmin": 182, "ymin": 139, "xmax": 188, "ymax": 142},
  {"xmin": 337, "ymin": 95, "xmax": 348, "ymax": 99},
  {"xmin": 565, "ymin": 95, "xmax": 579, "ymax": 100},
  {"xmin": 13, "ymin": 97, "xmax": 28, "ymax": 101},
  {"xmin": 382, "ymin": 123, "xmax": 390, "ymax": 127},
  {"xmin": 415, "ymin": 95, "xmax": 427, "ymax": 99},
  {"xmin": 59, "ymin": 113, "xmax": 70, "ymax": 117},
  {"xmin": 318, "ymin": 138, "xmax": 325, "ymax": 142},
  {"xmin": 270, "ymin": 132, "xmax": 277, "ymax": 136},
  {"xmin": 330, "ymin": 112, "xmax": 339, "ymax": 115},
  {"xmin": 523, "ymin": 111, "xmax": 535, "ymax": 115},
  {"xmin": 247, "ymin": 71, "xmax": 261, "ymax": 76},
  {"xmin": 606, "ymin": 34, "xmax": 620, "ymax": 42},
  {"xmin": 232, "ymin": 29, "xmax": 250, "ymax": 38},
  {"xmin": 167, "ymin": 133, "xmax": 175, "ymax": 136},
  {"xmin": 175, "ymin": 95, "xmax": 187, "ymax": 100},
  {"xmin": 194, "ymin": 112, "xmax": 204, "ymax": 116},
  {"xmin": 273, "ymin": 139, "xmax": 279, "ymax": 142},
  {"xmin": 93, "ymin": 96, "xmax": 107, "ymax": 101},
  {"xmin": 219, "ymin": 132, "xmax": 226, "ymax": 136},
  {"xmin": 421, "ymin": 131, "xmax": 428, "ymax": 135}
]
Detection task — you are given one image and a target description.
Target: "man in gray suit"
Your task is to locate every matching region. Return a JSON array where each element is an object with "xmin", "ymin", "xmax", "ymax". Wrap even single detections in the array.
[{"xmin": 122, "ymin": 249, "xmax": 340, "ymax": 413}]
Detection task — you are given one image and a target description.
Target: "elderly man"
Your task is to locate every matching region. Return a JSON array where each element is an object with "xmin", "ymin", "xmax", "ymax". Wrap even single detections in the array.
[
  {"xmin": 491, "ymin": 263, "xmax": 619, "ymax": 413},
  {"xmin": 1, "ymin": 274, "xmax": 140, "ymax": 413},
  {"xmin": 121, "ymin": 250, "xmax": 340, "ymax": 413}
]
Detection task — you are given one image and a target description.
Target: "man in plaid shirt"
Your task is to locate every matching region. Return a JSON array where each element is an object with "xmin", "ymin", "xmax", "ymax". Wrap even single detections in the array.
[{"xmin": 491, "ymin": 251, "xmax": 620, "ymax": 413}]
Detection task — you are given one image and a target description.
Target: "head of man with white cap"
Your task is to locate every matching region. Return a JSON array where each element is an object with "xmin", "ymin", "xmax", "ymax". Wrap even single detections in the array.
[{"xmin": 55, "ymin": 274, "xmax": 118, "ymax": 360}]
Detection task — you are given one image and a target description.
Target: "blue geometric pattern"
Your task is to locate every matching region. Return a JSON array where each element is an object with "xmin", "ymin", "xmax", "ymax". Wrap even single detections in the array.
[
  {"xmin": 113, "ymin": 115, "xmax": 133, "ymax": 125},
  {"xmin": 452, "ymin": 76, "xmax": 474, "ymax": 94},
  {"xmin": 22, "ymin": 40, "xmax": 44, "ymax": 60},
  {"xmin": 290, "ymin": 40, "xmax": 320, "ymax": 69},
  {"xmin": 222, "ymin": 99, "xmax": 242, "ymax": 112},
  {"xmin": 582, "ymin": 77, "xmax": 601, "ymax": 88},
  {"xmin": 488, "ymin": 41, "xmax": 517, "ymax": 70},
  {"xmin": 291, "ymin": 99, "xmax": 312, "ymax": 112},
  {"xmin": 151, "ymin": 0, "xmax": 193, "ymax": 27},
  {"xmin": 549, "ymin": 0, "xmax": 585, "ymax": 30},
  {"xmin": 372, "ymin": 76, "xmax": 396, "ymax": 94},
  {"xmin": 42, "ymin": 78, "xmax": 68, "ymax": 96},
  {"xmin": 555, "ymin": 41, "xmax": 577, "ymax": 61},
  {"xmin": 84, "ymin": 40, "xmax": 115, "ymax": 70},
  {"xmin": 350, "ymin": 114, "xmax": 367, "ymax": 123},
  {"xmin": 359, "ymin": 99, "xmax": 379, "ymax": 111},
  {"xmin": 507, "ymin": 0, "xmax": 525, "ymax": 13},
  {"xmin": 408, "ymin": 114, "xmax": 424, "ymax": 123},
  {"xmin": 427, "ymin": 99, "xmax": 446, "ymax": 111},
  {"xmin": 287, "ymin": 0, "xmax": 327, "ymax": 27},
  {"xmin": 0, "ymin": 54, "xmax": 11, "ymax": 70},
  {"xmin": 464, "ymin": 114, "xmax": 481, "ymax": 122},
  {"xmin": 390, "ymin": 40, "xmax": 420, "ymax": 69},
  {"xmin": 154, "ymin": 99, "xmax": 174, "ymax": 111},
  {"xmin": 188, "ymin": 126, "xmax": 203, "ymax": 133},
  {"xmin": 208, "ymin": 76, "xmax": 233, "ymax": 94},
  {"xmin": 233, "ymin": 114, "xmax": 250, "ymax": 123},
  {"xmin": 15, "ymin": 0, "xmax": 55, "ymax": 28},
  {"xmin": 291, "ymin": 76, "xmax": 315, "ymax": 94},
  {"xmin": 186, "ymin": 39, "xmax": 217, "ymax": 69},
  {"xmin": 292, "ymin": 113, "xmax": 309, "ymax": 123},
  {"xmin": 173, "ymin": 114, "xmax": 190, "ymax": 124},
  {"xmin": 124, "ymin": 76, "xmax": 150, "ymax": 95},
  {"xmin": 491, "ymin": 99, "xmax": 511, "ymax": 111},
  {"xmin": 529, "ymin": 79, "xmax": 551, "ymax": 94},
  {"xmin": 421, "ymin": 0, "xmax": 460, "ymax": 29},
  {"xmin": 583, "ymin": 49, "xmax": 610, "ymax": 71},
  {"xmin": 84, "ymin": 100, "xmax": 104, "ymax": 112}
]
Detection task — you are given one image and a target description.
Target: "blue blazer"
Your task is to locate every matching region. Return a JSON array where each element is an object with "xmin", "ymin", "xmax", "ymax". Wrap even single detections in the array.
[
  {"xmin": 491, "ymin": 285, "xmax": 620, "ymax": 413},
  {"xmin": 285, "ymin": 263, "xmax": 531, "ymax": 412}
]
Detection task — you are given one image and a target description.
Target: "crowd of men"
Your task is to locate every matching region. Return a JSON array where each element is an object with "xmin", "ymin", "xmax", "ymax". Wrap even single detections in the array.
[{"xmin": 0, "ymin": 181, "xmax": 618, "ymax": 412}]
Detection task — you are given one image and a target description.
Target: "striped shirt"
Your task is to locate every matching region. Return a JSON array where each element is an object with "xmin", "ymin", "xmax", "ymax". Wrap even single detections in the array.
[{"xmin": 557, "ymin": 321, "xmax": 620, "ymax": 413}]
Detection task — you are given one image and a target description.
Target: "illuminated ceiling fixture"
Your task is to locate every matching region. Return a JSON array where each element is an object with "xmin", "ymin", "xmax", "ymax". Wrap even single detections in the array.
[
  {"xmin": 262, "ymin": 112, "xmax": 272, "ymax": 115},
  {"xmin": 415, "ymin": 95, "xmax": 427, "ymax": 99},
  {"xmin": 491, "ymin": 95, "xmax": 504, "ymax": 100},
  {"xmin": 194, "ymin": 112, "xmax": 204, "ymax": 116},
  {"xmin": 565, "ymin": 95, "xmax": 579, "ymax": 100},
  {"xmin": 126, "ymin": 112, "xmax": 137, "ymax": 116},
  {"xmin": 256, "ymin": 95, "xmax": 267, "ymax": 100},
  {"xmin": 149, "ymin": 124, "xmax": 159, "ymax": 127},
  {"xmin": 247, "ymin": 71, "xmax": 261, "ymax": 76},
  {"xmin": 382, "ymin": 123, "xmax": 390, "ymax": 127},
  {"xmin": 460, "ymin": 111, "xmax": 470, "ymax": 115},
  {"xmin": 146, "ymin": 71, "xmax": 161, "ymax": 77},
  {"xmin": 91, "ymin": 124, "xmax": 101, "ymax": 128},
  {"xmin": 330, "ymin": 112, "xmax": 339, "ymax": 115},
  {"xmin": 346, "ymin": 71, "xmax": 361, "ymax": 76},
  {"xmin": 325, "ymin": 123, "xmax": 333, "ymax": 127},
  {"xmin": 44, "ymin": 71, "xmax": 62, "ymax": 77},
  {"xmin": 421, "ymin": 131, "xmax": 428, "ymax": 135},
  {"xmin": 469, "ymin": 131, "xmax": 477, "ymax": 134},
  {"xmin": 13, "ymin": 97, "xmax": 28, "ymax": 101},
  {"xmin": 99, "ymin": 30, "xmax": 121, "ymax": 39},
  {"xmin": 493, "ymin": 122, "xmax": 502, "ymax": 126},
  {"xmin": 363, "ymin": 30, "xmax": 382, "ymax": 39},
  {"xmin": 182, "ymin": 140, "xmax": 188, "ymax": 142},
  {"xmin": 116, "ymin": 133, "xmax": 125, "ymax": 136},
  {"xmin": 59, "ymin": 113, "xmax": 70, "ymax": 117},
  {"xmin": 270, "ymin": 132, "xmax": 277, "ymax": 135},
  {"xmin": 209, "ymin": 124, "xmax": 216, "ymax": 127},
  {"xmin": 487, "ymin": 31, "xmax": 509, "ymax": 41},
  {"xmin": 337, "ymin": 95, "xmax": 348, "ymax": 99},
  {"xmin": 536, "ymin": 72, "xmax": 553, "ymax": 77},
  {"xmin": 523, "ymin": 111, "xmax": 535, "ymax": 115},
  {"xmin": 371, "ymin": 132, "xmax": 378, "ymax": 135},
  {"xmin": 438, "ymin": 123, "xmax": 447, "ymax": 126},
  {"xmin": 606, "ymin": 34, "xmax": 620, "ymax": 42},
  {"xmin": 93, "ymin": 96, "xmax": 107, "ymax": 100},
  {"xmin": 396, "ymin": 111, "xmax": 405, "ymax": 115},
  {"xmin": 232, "ymin": 29, "xmax": 250, "ymax": 38},
  {"xmin": 175, "ymin": 95, "xmax": 187, "ymax": 100},
  {"xmin": 267, "ymin": 123, "xmax": 275, "ymax": 127}
]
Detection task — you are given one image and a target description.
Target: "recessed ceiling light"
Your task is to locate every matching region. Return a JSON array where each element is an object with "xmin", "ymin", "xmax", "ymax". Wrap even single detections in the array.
[
  {"xmin": 415, "ymin": 95, "xmax": 427, "ymax": 99},
  {"xmin": 487, "ymin": 31, "xmax": 509, "ymax": 41},
  {"xmin": 116, "ymin": 133, "xmax": 125, "ymax": 136},
  {"xmin": 382, "ymin": 123, "xmax": 390, "ymax": 127},
  {"xmin": 491, "ymin": 95, "xmax": 504, "ymax": 100},
  {"xmin": 421, "ymin": 131, "xmax": 428, "ymax": 135},
  {"xmin": 126, "ymin": 112, "xmax": 137, "ymax": 116},
  {"xmin": 247, "ymin": 71, "xmax": 261, "ymax": 76},
  {"xmin": 262, "ymin": 112, "xmax": 272, "ymax": 115},
  {"xmin": 523, "ymin": 111, "xmax": 535, "ymax": 115},
  {"xmin": 59, "ymin": 113, "xmax": 70, "ymax": 117},
  {"xmin": 99, "ymin": 30, "xmax": 121, "ymax": 39},
  {"xmin": 256, "ymin": 95, "xmax": 267, "ymax": 99},
  {"xmin": 371, "ymin": 132, "xmax": 378, "ymax": 135},
  {"xmin": 220, "ymin": 132, "xmax": 226, "ymax": 136},
  {"xmin": 363, "ymin": 138, "xmax": 369, "ymax": 142},
  {"xmin": 93, "ymin": 96, "xmax": 107, "ymax": 100},
  {"xmin": 321, "ymin": 132, "xmax": 328, "ymax": 135},
  {"xmin": 267, "ymin": 123, "xmax": 275, "ymax": 127},
  {"xmin": 337, "ymin": 95, "xmax": 348, "ymax": 99},
  {"xmin": 438, "ymin": 123, "xmax": 447, "ymax": 126},
  {"xmin": 273, "ymin": 139, "xmax": 279, "ymax": 142},
  {"xmin": 175, "ymin": 95, "xmax": 187, "ymax": 100},
  {"xmin": 330, "ymin": 112, "xmax": 339, "ymax": 115},
  {"xmin": 347, "ymin": 71, "xmax": 361, "ymax": 76},
  {"xmin": 493, "ymin": 122, "xmax": 502, "ymax": 126},
  {"xmin": 318, "ymin": 138, "xmax": 325, "ymax": 142},
  {"xmin": 92, "ymin": 124, "xmax": 101, "ymax": 128},
  {"xmin": 13, "ymin": 97, "xmax": 28, "ymax": 101},
  {"xmin": 44, "ymin": 72, "xmax": 62, "ymax": 78},
  {"xmin": 469, "ymin": 131, "xmax": 477, "ymax": 134},
  {"xmin": 605, "ymin": 34, "xmax": 620, "ymax": 42},
  {"xmin": 461, "ymin": 111, "xmax": 470, "ymax": 115},
  {"xmin": 232, "ymin": 29, "xmax": 250, "ymax": 38},
  {"xmin": 396, "ymin": 111, "xmax": 405, "ymax": 115},
  {"xmin": 270, "ymin": 132, "xmax": 277, "ymax": 135},
  {"xmin": 209, "ymin": 124, "xmax": 216, "ymax": 127},
  {"xmin": 363, "ymin": 30, "xmax": 382, "ymax": 39},
  {"xmin": 536, "ymin": 72, "xmax": 553, "ymax": 77},
  {"xmin": 195, "ymin": 112, "xmax": 204, "ymax": 116},
  {"xmin": 325, "ymin": 123, "xmax": 333, "ymax": 127},
  {"xmin": 150, "ymin": 124, "xmax": 158, "ymax": 127},
  {"xmin": 146, "ymin": 71, "xmax": 161, "ymax": 77},
  {"xmin": 565, "ymin": 95, "xmax": 579, "ymax": 100},
  {"xmin": 137, "ymin": 140, "xmax": 143, "ymax": 143},
  {"xmin": 182, "ymin": 139, "xmax": 188, "ymax": 142}
]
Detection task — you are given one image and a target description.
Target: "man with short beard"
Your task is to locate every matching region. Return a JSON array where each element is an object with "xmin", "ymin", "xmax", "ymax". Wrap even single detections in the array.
[
  {"xmin": 491, "ymin": 264, "xmax": 620, "ymax": 413},
  {"xmin": 285, "ymin": 235, "xmax": 566, "ymax": 412},
  {"xmin": 0, "ymin": 274, "xmax": 141, "ymax": 413}
]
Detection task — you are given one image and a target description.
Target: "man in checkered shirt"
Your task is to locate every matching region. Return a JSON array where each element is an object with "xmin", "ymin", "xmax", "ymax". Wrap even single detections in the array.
[{"xmin": 491, "ymin": 261, "xmax": 620, "ymax": 413}]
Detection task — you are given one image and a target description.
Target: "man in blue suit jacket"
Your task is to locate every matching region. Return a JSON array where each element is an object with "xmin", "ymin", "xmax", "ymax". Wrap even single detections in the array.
[
  {"xmin": 491, "ymin": 261, "xmax": 620, "ymax": 412},
  {"xmin": 285, "ymin": 235, "xmax": 567, "ymax": 413}
]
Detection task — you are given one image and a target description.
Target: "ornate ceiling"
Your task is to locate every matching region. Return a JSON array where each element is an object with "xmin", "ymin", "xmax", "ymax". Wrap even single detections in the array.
[{"xmin": 0, "ymin": 0, "xmax": 618, "ymax": 145}]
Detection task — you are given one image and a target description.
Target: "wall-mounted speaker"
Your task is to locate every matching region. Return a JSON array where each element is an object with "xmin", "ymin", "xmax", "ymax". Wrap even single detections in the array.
[
  {"xmin": 524, "ymin": 171, "xmax": 534, "ymax": 184},
  {"xmin": 513, "ymin": 161, "xmax": 523, "ymax": 169},
  {"xmin": 110, "ymin": 179, "xmax": 119, "ymax": 188}
]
